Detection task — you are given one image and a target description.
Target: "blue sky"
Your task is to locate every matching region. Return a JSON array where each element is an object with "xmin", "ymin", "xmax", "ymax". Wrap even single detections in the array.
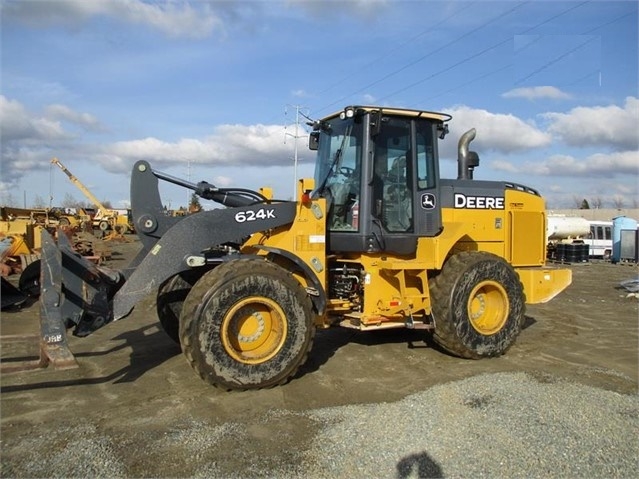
[{"xmin": 1, "ymin": 0, "xmax": 637, "ymax": 210}]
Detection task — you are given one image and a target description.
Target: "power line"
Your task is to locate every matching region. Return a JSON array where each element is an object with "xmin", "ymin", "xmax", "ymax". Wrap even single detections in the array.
[
  {"xmin": 314, "ymin": 2, "xmax": 530, "ymax": 115},
  {"xmin": 583, "ymin": 9, "xmax": 636, "ymax": 34},
  {"xmin": 311, "ymin": 0, "xmax": 590, "ymax": 113},
  {"xmin": 416, "ymin": 63, "xmax": 512, "ymax": 107},
  {"xmin": 515, "ymin": 34, "xmax": 544, "ymax": 55},
  {"xmin": 376, "ymin": 1, "xmax": 592, "ymax": 104},
  {"xmin": 520, "ymin": 0, "xmax": 591, "ymax": 34},
  {"xmin": 561, "ymin": 68, "xmax": 600, "ymax": 88},
  {"xmin": 513, "ymin": 8, "xmax": 634, "ymax": 86},
  {"xmin": 423, "ymin": 7, "xmax": 634, "ymax": 105},
  {"xmin": 514, "ymin": 35, "xmax": 599, "ymax": 85},
  {"xmin": 377, "ymin": 37, "xmax": 513, "ymax": 103},
  {"xmin": 312, "ymin": 1, "xmax": 476, "ymax": 110}
]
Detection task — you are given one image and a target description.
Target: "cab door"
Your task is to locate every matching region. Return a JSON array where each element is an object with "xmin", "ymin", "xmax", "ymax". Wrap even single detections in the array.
[
  {"xmin": 366, "ymin": 117, "xmax": 442, "ymax": 255},
  {"xmin": 413, "ymin": 119, "xmax": 443, "ymax": 238}
]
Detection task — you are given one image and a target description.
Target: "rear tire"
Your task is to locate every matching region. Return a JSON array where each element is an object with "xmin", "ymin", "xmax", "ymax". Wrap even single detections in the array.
[
  {"xmin": 429, "ymin": 251, "xmax": 525, "ymax": 359},
  {"xmin": 156, "ymin": 270, "xmax": 203, "ymax": 344},
  {"xmin": 179, "ymin": 259, "xmax": 315, "ymax": 390}
]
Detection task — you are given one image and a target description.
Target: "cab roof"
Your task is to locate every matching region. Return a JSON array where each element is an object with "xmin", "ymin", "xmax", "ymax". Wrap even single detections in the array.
[{"xmin": 322, "ymin": 105, "xmax": 452, "ymax": 123}]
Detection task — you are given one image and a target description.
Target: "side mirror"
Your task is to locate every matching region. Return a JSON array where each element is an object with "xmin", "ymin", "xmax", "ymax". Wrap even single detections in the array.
[
  {"xmin": 438, "ymin": 123, "xmax": 449, "ymax": 140},
  {"xmin": 309, "ymin": 131, "xmax": 319, "ymax": 151}
]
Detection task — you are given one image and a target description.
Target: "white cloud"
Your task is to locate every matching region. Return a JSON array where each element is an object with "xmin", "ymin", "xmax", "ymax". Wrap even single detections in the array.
[
  {"xmin": 489, "ymin": 160, "xmax": 518, "ymax": 173},
  {"xmin": 213, "ymin": 176, "xmax": 233, "ymax": 187},
  {"xmin": 492, "ymin": 150, "xmax": 639, "ymax": 178},
  {"xmin": 0, "ymin": 96, "xmax": 305, "ymax": 196},
  {"xmin": 0, "ymin": 146, "xmax": 52, "ymax": 199},
  {"xmin": 362, "ymin": 94, "xmax": 377, "ymax": 104},
  {"xmin": 543, "ymin": 96, "xmax": 639, "ymax": 151},
  {"xmin": 614, "ymin": 183, "xmax": 635, "ymax": 195},
  {"xmin": 285, "ymin": 0, "xmax": 388, "ymax": 18},
  {"xmin": 441, "ymin": 105, "xmax": 551, "ymax": 157},
  {"xmin": 2, "ymin": 0, "xmax": 223, "ymax": 39},
  {"xmin": 3, "ymin": 95, "xmax": 636, "ymax": 205},
  {"xmin": 0, "ymin": 97, "xmax": 105, "ymax": 192},
  {"xmin": 502, "ymin": 86, "xmax": 571, "ymax": 100},
  {"xmin": 0, "ymin": 96, "xmax": 68, "ymax": 142},
  {"xmin": 44, "ymin": 104, "xmax": 105, "ymax": 132},
  {"xmin": 102, "ymin": 124, "xmax": 297, "ymax": 173}
]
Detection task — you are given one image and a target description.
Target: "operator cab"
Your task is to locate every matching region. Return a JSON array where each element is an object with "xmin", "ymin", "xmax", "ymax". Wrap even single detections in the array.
[{"xmin": 310, "ymin": 106, "xmax": 451, "ymax": 256}]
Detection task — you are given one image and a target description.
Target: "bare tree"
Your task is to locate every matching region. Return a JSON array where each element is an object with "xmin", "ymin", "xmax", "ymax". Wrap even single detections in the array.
[
  {"xmin": 61, "ymin": 193, "xmax": 80, "ymax": 208},
  {"xmin": 1, "ymin": 192, "xmax": 18, "ymax": 207},
  {"xmin": 590, "ymin": 196, "xmax": 603, "ymax": 209},
  {"xmin": 32, "ymin": 194, "xmax": 46, "ymax": 208},
  {"xmin": 572, "ymin": 195, "xmax": 583, "ymax": 208},
  {"xmin": 612, "ymin": 195, "xmax": 625, "ymax": 209}
]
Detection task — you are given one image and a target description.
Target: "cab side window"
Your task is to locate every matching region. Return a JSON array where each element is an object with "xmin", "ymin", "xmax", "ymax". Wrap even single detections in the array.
[
  {"xmin": 373, "ymin": 118, "xmax": 413, "ymax": 232},
  {"xmin": 416, "ymin": 122, "xmax": 435, "ymax": 190}
]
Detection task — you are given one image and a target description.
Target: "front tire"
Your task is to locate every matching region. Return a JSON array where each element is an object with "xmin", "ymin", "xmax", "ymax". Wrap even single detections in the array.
[
  {"xmin": 179, "ymin": 259, "xmax": 315, "ymax": 390},
  {"xmin": 429, "ymin": 251, "xmax": 525, "ymax": 359}
]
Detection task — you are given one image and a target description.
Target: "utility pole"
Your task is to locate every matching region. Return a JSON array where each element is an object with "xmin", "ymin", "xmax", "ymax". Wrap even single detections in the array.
[
  {"xmin": 285, "ymin": 104, "xmax": 308, "ymax": 199},
  {"xmin": 187, "ymin": 159, "xmax": 191, "ymax": 209}
]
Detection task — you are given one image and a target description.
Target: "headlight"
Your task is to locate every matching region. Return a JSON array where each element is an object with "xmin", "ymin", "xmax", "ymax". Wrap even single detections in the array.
[{"xmin": 340, "ymin": 107, "xmax": 355, "ymax": 120}]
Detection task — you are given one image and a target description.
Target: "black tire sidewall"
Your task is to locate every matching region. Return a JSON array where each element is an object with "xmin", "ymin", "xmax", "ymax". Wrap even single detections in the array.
[
  {"xmin": 183, "ymin": 261, "xmax": 313, "ymax": 389},
  {"xmin": 433, "ymin": 252, "xmax": 525, "ymax": 358},
  {"xmin": 157, "ymin": 269, "xmax": 209, "ymax": 345},
  {"xmin": 156, "ymin": 274, "xmax": 190, "ymax": 344}
]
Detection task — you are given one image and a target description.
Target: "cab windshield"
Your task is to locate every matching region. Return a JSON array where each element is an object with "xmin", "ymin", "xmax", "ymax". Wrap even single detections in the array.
[{"xmin": 313, "ymin": 118, "xmax": 362, "ymax": 231}]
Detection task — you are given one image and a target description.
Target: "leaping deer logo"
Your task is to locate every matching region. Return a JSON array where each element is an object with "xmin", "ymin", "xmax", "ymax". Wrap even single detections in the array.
[{"xmin": 421, "ymin": 193, "xmax": 436, "ymax": 210}]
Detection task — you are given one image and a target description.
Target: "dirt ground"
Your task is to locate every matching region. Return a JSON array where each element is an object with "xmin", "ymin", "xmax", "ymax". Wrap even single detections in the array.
[{"xmin": 1, "ymin": 237, "xmax": 638, "ymax": 477}]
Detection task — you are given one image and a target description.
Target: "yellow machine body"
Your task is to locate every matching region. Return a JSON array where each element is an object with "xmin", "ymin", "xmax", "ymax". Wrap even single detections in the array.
[
  {"xmin": 34, "ymin": 105, "xmax": 573, "ymax": 391},
  {"xmin": 242, "ymin": 176, "xmax": 571, "ymax": 331}
]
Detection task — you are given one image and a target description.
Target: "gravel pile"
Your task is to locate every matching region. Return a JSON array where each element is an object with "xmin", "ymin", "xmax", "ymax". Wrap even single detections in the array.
[
  {"xmin": 293, "ymin": 372, "xmax": 638, "ymax": 479},
  {"xmin": 3, "ymin": 372, "xmax": 637, "ymax": 478}
]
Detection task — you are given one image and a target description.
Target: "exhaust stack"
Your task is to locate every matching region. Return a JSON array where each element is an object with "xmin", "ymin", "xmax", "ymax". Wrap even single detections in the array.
[{"xmin": 457, "ymin": 128, "xmax": 480, "ymax": 180}]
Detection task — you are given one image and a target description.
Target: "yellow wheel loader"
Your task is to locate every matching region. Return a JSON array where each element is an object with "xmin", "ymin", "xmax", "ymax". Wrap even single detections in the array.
[{"xmin": 34, "ymin": 106, "xmax": 571, "ymax": 389}]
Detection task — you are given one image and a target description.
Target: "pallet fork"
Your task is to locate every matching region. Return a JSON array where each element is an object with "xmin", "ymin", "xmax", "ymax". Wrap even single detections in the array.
[
  {"xmin": 1, "ymin": 231, "xmax": 79, "ymax": 373},
  {"xmin": 1, "ymin": 228, "xmax": 126, "ymax": 373}
]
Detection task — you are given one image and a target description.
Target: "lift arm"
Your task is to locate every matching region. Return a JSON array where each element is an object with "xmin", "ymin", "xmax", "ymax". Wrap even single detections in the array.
[{"xmin": 39, "ymin": 160, "xmax": 298, "ymax": 337}]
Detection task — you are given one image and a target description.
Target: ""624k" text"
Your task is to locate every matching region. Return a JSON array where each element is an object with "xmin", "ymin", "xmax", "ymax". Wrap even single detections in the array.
[{"xmin": 234, "ymin": 208, "xmax": 276, "ymax": 223}]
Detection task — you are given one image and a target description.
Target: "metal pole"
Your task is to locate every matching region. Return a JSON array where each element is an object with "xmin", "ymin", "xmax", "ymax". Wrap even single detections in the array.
[
  {"xmin": 285, "ymin": 104, "xmax": 308, "ymax": 199},
  {"xmin": 293, "ymin": 106, "xmax": 299, "ymax": 198}
]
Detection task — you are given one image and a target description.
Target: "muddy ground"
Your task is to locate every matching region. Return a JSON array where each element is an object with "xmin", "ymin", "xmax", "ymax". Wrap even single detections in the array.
[{"xmin": 1, "ymin": 237, "xmax": 637, "ymax": 477}]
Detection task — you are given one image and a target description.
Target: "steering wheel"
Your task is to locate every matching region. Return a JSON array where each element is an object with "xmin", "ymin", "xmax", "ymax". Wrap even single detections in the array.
[{"xmin": 339, "ymin": 166, "xmax": 355, "ymax": 177}]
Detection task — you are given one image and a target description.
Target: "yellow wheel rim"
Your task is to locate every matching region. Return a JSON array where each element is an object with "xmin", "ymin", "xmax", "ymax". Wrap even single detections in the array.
[
  {"xmin": 467, "ymin": 281, "xmax": 509, "ymax": 335},
  {"xmin": 220, "ymin": 297, "xmax": 287, "ymax": 364}
]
